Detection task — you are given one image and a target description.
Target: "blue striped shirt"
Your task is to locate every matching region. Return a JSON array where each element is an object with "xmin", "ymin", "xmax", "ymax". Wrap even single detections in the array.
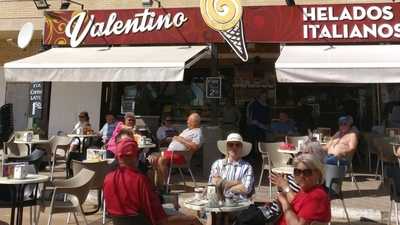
[{"xmin": 209, "ymin": 158, "xmax": 254, "ymax": 199}]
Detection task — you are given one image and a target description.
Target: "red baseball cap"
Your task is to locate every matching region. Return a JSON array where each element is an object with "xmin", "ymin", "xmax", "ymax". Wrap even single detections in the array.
[{"xmin": 116, "ymin": 138, "xmax": 139, "ymax": 159}]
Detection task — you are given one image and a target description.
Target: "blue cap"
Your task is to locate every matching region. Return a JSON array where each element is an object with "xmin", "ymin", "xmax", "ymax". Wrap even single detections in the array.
[{"xmin": 338, "ymin": 116, "xmax": 353, "ymax": 125}]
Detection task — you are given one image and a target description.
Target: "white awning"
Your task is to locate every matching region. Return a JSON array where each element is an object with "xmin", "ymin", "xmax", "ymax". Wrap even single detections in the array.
[
  {"xmin": 275, "ymin": 45, "xmax": 400, "ymax": 83},
  {"xmin": 4, "ymin": 46, "xmax": 209, "ymax": 82}
]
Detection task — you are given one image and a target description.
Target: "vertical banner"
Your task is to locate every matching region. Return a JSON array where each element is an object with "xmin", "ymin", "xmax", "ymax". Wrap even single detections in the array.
[{"xmin": 29, "ymin": 82, "xmax": 43, "ymax": 119}]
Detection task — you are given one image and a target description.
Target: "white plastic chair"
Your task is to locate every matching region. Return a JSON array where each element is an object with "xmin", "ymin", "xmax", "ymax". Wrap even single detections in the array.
[
  {"xmin": 48, "ymin": 136, "xmax": 72, "ymax": 181},
  {"xmin": 165, "ymin": 150, "xmax": 196, "ymax": 192},
  {"xmin": 259, "ymin": 142, "xmax": 291, "ymax": 200}
]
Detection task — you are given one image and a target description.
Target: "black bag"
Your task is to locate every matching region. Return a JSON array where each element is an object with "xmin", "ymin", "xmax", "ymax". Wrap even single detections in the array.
[
  {"xmin": 235, "ymin": 204, "xmax": 281, "ymax": 225},
  {"xmin": 235, "ymin": 204, "xmax": 268, "ymax": 225}
]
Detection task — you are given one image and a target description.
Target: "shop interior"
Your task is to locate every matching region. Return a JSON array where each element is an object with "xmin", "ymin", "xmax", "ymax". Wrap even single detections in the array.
[{"xmin": 98, "ymin": 43, "xmax": 378, "ymax": 137}]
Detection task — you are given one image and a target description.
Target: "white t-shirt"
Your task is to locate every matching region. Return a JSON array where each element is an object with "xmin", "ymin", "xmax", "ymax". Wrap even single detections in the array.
[{"xmin": 168, "ymin": 128, "xmax": 202, "ymax": 151}]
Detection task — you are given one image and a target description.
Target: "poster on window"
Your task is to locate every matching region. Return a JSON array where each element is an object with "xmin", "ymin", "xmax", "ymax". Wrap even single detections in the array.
[
  {"xmin": 29, "ymin": 82, "xmax": 43, "ymax": 119},
  {"xmin": 206, "ymin": 77, "xmax": 222, "ymax": 99}
]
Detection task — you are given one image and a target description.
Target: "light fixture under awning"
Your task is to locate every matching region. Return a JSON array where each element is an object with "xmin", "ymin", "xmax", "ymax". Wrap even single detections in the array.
[
  {"xmin": 275, "ymin": 45, "xmax": 400, "ymax": 83},
  {"xmin": 4, "ymin": 45, "xmax": 209, "ymax": 82}
]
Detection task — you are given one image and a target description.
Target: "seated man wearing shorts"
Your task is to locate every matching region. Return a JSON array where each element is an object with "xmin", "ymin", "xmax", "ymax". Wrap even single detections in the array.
[{"xmin": 148, "ymin": 113, "xmax": 202, "ymax": 189}]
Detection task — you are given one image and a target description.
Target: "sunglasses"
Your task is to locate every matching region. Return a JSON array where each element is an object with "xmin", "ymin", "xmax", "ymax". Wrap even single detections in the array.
[
  {"xmin": 227, "ymin": 142, "xmax": 242, "ymax": 148},
  {"xmin": 293, "ymin": 168, "xmax": 313, "ymax": 177},
  {"xmin": 79, "ymin": 116, "xmax": 86, "ymax": 118}
]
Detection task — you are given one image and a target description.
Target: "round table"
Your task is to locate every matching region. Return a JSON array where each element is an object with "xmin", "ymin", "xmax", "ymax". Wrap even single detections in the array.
[
  {"xmin": 13, "ymin": 139, "xmax": 50, "ymax": 155},
  {"xmin": 183, "ymin": 197, "xmax": 251, "ymax": 225},
  {"xmin": 138, "ymin": 143, "xmax": 156, "ymax": 149},
  {"xmin": 272, "ymin": 166, "xmax": 294, "ymax": 175},
  {"xmin": 277, "ymin": 148, "xmax": 300, "ymax": 155},
  {"xmin": 0, "ymin": 174, "xmax": 49, "ymax": 225}
]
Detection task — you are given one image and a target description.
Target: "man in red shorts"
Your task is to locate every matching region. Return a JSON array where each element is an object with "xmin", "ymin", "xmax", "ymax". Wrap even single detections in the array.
[
  {"xmin": 103, "ymin": 138, "xmax": 202, "ymax": 225},
  {"xmin": 148, "ymin": 113, "xmax": 202, "ymax": 189}
]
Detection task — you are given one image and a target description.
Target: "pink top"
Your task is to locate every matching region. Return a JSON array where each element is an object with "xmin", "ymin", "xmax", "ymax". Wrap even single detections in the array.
[{"xmin": 107, "ymin": 122, "xmax": 124, "ymax": 154}]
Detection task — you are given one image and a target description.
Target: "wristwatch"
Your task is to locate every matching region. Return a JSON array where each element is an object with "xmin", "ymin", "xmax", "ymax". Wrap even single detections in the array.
[{"xmin": 283, "ymin": 187, "xmax": 290, "ymax": 193}]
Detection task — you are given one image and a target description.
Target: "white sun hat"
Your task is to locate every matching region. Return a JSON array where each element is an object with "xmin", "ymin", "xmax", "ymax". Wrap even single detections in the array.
[{"xmin": 217, "ymin": 133, "xmax": 252, "ymax": 158}]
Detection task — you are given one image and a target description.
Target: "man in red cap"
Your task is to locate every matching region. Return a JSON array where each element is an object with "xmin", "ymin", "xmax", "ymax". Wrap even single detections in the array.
[{"xmin": 103, "ymin": 138, "xmax": 201, "ymax": 225}]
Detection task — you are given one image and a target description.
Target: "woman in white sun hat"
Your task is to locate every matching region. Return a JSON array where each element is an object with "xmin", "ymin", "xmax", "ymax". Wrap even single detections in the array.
[{"xmin": 209, "ymin": 133, "xmax": 255, "ymax": 200}]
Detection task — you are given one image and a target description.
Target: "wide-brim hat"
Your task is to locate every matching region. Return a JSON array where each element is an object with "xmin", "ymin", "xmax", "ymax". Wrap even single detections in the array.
[{"xmin": 217, "ymin": 133, "xmax": 252, "ymax": 158}]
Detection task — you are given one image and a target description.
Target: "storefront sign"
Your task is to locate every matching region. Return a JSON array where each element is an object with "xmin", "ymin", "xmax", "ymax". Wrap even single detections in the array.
[
  {"xmin": 206, "ymin": 77, "xmax": 222, "ymax": 98},
  {"xmin": 29, "ymin": 82, "xmax": 43, "ymax": 118},
  {"xmin": 44, "ymin": 3, "xmax": 400, "ymax": 45}
]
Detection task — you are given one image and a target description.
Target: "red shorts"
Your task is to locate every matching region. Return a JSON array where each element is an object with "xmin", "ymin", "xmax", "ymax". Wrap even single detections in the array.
[{"xmin": 162, "ymin": 150, "xmax": 186, "ymax": 165}]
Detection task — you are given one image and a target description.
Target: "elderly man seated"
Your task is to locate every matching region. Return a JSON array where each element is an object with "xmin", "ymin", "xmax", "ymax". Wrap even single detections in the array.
[
  {"xmin": 103, "ymin": 138, "xmax": 202, "ymax": 225},
  {"xmin": 148, "ymin": 113, "xmax": 202, "ymax": 189},
  {"xmin": 209, "ymin": 133, "xmax": 254, "ymax": 200},
  {"xmin": 324, "ymin": 115, "xmax": 358, "ymax": 166}
]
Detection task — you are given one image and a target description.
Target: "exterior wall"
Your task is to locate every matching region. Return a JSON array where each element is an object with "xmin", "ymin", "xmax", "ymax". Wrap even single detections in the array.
[
  {"xmin": 48, "ymin": 82, "xmax": 101, "ymax": 137},
  {"xmin": 0, "ymin": 39, "xmax": 41, "ymax": 129},
  {"xmin": 0, "ymin": 68, "xmax": 4, "ymax": 107}
]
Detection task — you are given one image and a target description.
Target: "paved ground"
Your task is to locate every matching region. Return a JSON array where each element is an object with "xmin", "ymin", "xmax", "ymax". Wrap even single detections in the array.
[{"xmin": 0, "ymin": 160, "xmax": 395, "ymax": 225}]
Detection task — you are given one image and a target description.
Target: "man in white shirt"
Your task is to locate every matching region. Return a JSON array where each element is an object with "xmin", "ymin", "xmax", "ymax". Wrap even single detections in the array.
[{"xmin": 148, "ymin": 113, "xmax": 202, "ymax": 188}]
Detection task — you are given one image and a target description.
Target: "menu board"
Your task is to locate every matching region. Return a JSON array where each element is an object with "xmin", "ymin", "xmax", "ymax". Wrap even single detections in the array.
[
  {"xmin": 29, "ymin": 82, "xmax": 43, "ymax": 119},
  {"xmin": 206, "ymin": 77, "xmax": 221, "ymax": 99}
]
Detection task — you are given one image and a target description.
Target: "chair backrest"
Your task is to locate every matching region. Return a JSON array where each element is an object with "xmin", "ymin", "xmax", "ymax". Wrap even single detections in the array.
[
  {"xmin": 316, "ymin": 127, "xmax": 331, "ymax": 137},
  {"xmin": 259, "ymin": 142, "xmax": 290, "ymax": 168},
  {"xmin": 324, "ymin": 164, "xmax": 346, "ymax": 196},
  {"xmin": 49, "ymin": 135, "xmax": 72, "ymax": 153},
  {"xmin": 58, "ymin": 168, "xmax": 95, "ymax": 205},
  {"xmin": 112, "ymin": 214, "xmax": 151, "ymax": 225},
  {"xmin": 373, "ymin": 137, "xmax": 397, "ymax": 163},
  {"xmin": 286, "ymin": 136, "xmax": 307, "ymax": 146},
  {"xmin": 72, "ymin": 160, "xmax": 110, "ymax": 190}
]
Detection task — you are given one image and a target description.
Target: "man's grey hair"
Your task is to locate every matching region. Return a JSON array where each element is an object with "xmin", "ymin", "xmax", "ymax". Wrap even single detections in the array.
[
  {"xmin": 124, "ymin": 112, "xmax": 135, "ymax": 119},
  {"xmin": 190, "ymin": 112, "xmax": 201, "ymax": 124}
]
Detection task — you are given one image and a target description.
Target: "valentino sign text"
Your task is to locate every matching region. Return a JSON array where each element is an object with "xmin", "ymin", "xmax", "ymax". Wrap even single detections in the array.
[{"xmin": 66, "ymin": 9, "xmax": 188, "ymax": 47}]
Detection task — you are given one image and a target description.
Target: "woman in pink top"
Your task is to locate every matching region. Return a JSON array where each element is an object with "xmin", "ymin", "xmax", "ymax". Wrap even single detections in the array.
[{"xmin": 106, "ymin": 112, "xmax": 136, "ymax": 158}]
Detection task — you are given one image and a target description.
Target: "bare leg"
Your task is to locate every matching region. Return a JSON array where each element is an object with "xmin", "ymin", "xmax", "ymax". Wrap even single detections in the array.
[{"xmin": 158, "ymin": 156, "xmax": 170, "ymax": 186}]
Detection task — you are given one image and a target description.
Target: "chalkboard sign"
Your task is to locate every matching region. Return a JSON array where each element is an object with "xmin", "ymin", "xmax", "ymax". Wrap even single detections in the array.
[
  {"xmin": 29, "ymin": 82, "xmax": 43, "ymax": 118},
  {"xmin": 206, "ymin": 77, "xmax": 222, "ymax": 99}
]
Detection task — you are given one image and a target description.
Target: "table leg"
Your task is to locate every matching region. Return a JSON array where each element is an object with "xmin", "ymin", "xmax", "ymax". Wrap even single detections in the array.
[
  {"xmin": 16, "ymin": 184, "xmax": 26, "ymax": 225},
  {"xmin": 210, "ymin": 212, "xmax": 224, "ymax": 225},
  {"xmin": 9, "ymin": 185, "xmax": 16, "ymax": 225}
]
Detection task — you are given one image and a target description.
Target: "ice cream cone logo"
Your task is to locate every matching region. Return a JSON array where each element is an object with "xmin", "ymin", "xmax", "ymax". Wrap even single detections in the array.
[{"xmin": 200, "ymin": 0, "xmax": 248, "ymax": 62}]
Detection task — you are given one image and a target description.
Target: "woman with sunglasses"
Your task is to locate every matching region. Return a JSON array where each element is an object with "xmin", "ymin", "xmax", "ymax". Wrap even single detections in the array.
[
  {"xmin": 66, "ymin": 111, "xmax": 91, "ymax": 176},
  {"xmin": 106, "ymin": 112, "xmax": 138, "ymax": 158},
  {"xmin": 209, "ymin": 133, "xmax": 254, "ymax": 200},
  {"xmin": 235, "ymin": 141, "xmax": 327, "ymax": 225},
  {"xmin": 276, "ymin": 154, "xmax": 331, "ymax": 225}
]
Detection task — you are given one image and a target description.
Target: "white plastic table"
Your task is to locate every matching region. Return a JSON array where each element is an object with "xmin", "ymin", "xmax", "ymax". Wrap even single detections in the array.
[
  {"xmin": 271, "ymin": 166, "xmax": 294, "ymax": 175},
  {"xmin": 183, "ymin": 197, "xmax": 251, "ymax": 225},
  {"xmin": 0, "ymin": 174, "xmax": 49, "ymax": 225},
  {"xmin": 13, "ymin": 139, "xmax": 50, "ymax": 155}
]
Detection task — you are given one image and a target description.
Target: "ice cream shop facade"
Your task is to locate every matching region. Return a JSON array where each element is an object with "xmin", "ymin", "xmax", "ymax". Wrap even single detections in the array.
[{"xmin": 5, "ymin": 2, "xmax": 400, "ymax": 136}]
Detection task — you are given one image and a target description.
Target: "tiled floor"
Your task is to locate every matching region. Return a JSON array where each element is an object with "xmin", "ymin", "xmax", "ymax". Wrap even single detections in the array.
[{"xmin": 0, "ymin": 162, "xmax": 394, "ymax": 225}]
